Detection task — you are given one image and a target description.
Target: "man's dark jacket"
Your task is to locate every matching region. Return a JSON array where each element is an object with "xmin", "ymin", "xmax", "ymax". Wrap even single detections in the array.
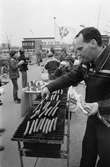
[
  {"xmin": 47, "ymin": 46, "xmax": 110, "ymax": 104},
  {"xmin": 46, "ymin": 45, "xmax": 110, "ymax": 167}
]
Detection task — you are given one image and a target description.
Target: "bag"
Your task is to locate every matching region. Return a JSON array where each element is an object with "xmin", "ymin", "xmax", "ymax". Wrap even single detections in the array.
[{"xmin": 41, "ymin": 72, "xmax": 49, "ymax": 82}]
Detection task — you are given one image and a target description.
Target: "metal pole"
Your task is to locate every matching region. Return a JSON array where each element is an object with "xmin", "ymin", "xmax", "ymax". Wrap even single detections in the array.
[
  {"xmin": 33, "ymin": 158, "xmax": 39, "ymax": 167},
  {"xmin": 97, "ymin": 4, "xmax": 102, "ymax": 29},
  {"xmin": 67, "ymin": 97, "xmax": 71, "ymax": 167},
  {"xmin": 18, "ymin": 141, "xmax": 24, "ymax": 167}
]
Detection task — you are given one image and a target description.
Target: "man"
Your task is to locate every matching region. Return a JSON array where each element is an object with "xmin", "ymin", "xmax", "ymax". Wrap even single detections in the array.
[
  {"xmin": 44, "ymin": 50, "xmax": 60, "ymax": 80},
  {"xmin": 36, "ymin": 49, "xmax": 42, "ymax": 66},
  {"xmin": 54, "ymin": 56, "xmax": 75, "ymax": 78},
  {"xmin": 9, "ymin": 50, "xmax": 23, "ymax": 103},
  {"xmin": 19, "ymin": 49, "xmax": 28, "ymax": 88},
  {"xmin": 42, "ymin": 27, "xmax": 110, "ymax": 167}
]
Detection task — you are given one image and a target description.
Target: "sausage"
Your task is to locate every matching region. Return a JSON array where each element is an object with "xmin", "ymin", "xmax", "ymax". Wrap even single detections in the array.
[
  {"xmin": 48, "ymin": 100, "xmax": 60, "ymax": 116},
  {"xmin": 42, "ymin": 101, "xmax": 49, "ymax": 110},
  {"xmin": 56, "ymin": 94, "xmax": 59, "ymax": 101},
  {"xmin": 57, "ymin": 90, "xmax": 60, "ymax": 94},
  {"xmin": 53, "ymin": 90, "xmax": 57, "ymax": 94},
  {"xmin": 32, "ymin": 102, "xmax": 41, "ymax": 113},
  {"xmin": 24, "ymin": 121, "xmax": 30, "ymax": 136},
  {"xmin": 45, "ymin": 106, "xmax": 53, "ymax": 116},
  {"xmin": 51, "ymin": 94, "xmax": 54, "ymax": 101},
  {"xmin": 54, "ymin": 92, "xmax": 58, "ymax": 101},
  {"xmin": 31, "ymin": 101, "xmax": 49, "ymax": 119},
  {"xmin": 52, "ymin": 93, "xmax": 56, "ymax": 101},
  {"xmin": 38, "ymin": 109, "xmax": 47, "ymax": 118},
  {"xmin": 39, "ymin": 117, "xmax": 46, "ymax": 130},
  {"xmin": 48, "ymin": 106, "xmax": 55, "ymax": 116},
  {"xmin": 29, "ymin": 120, "xmax": 35, "ymax": 134},
  {"xmin": 30, "ymin": 109, "xmax": 40, "ymax": 119},
  {"xmin": 51, "ymin": 107, "xmax": 58, "ymax": 117},
  {"xmin": 53, "ymin": 117, "xmax": 58, "ymax": 131},
  {"xmin": 48, "ymin": 118, "xmax": 54, "ymax": 132},
  {"xmin": 45, "ymin": 119, "xmax": 51, "ymax": 134},
  {"xmin": 54, "ymin": 100, "xmax": 60, "ymax": 108},
  {"xmin": 60, "ymin": 89, "xmax": 63, "ymax": 94},
  {"xmin": 44, "ymin": 101, "xmax": 51, "ymax": 110},
  {"xmin": 36, "ymin": 119, "xmax": 43, "ymax": 132},
  {"xmin": 33, "ymin": 119, "xmax": 38, "ymax": 132},
  {"xmin": 32, "ymin": 97, "xmax": 46, "ymax": 113},
  {"xmin": 42, "ymin": 119, "xmax": 49, "ymax": 133}
]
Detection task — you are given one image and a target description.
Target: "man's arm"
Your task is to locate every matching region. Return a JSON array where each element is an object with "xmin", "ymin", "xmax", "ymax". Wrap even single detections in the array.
[
  {"xmin": 47, "ymin": 66, "xmax": 83, "ymax": 92},
  {"xmin": 42, "ymin": 65, "xmax": 84, "ymax": 97}
]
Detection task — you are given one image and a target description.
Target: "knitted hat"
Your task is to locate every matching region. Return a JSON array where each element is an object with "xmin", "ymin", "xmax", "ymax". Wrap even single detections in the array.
[{"xmin": 9, "ymin": 50, "xmax": 17, "ymax": 57}]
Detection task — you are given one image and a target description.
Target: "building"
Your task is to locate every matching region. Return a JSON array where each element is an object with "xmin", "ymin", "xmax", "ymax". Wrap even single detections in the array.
[
  {"xmin": 22, "ymin": 37, "xmax": 55, "ymax": 54},
  {"xmin": 22, "ymin": 37, "xmax": 71, "ymax": 57}
]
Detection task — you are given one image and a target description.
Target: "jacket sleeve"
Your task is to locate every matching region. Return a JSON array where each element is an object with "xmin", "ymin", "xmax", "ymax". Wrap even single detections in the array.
[{"xmin": 46, "ymin": 65, "xmax": 84, "ymax": 92}]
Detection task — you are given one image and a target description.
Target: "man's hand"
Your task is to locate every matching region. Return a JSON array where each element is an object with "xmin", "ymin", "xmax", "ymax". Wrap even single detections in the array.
[
  {"xmin": 83, "ymin": 102, "xmax": 99, "ymax": 116},
  {"xmin": 41, "ymin": 87, "xmax": 50, "ymax": 98},
  {"xmin": 18, "ymin": 60, "xmax": 24, "ymax": 66}
]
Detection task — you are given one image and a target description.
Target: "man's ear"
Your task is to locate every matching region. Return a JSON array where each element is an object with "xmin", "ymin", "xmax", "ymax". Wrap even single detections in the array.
[{"xmin": 90, "ymin": 39, "xmax": 97, "ymax": 48}]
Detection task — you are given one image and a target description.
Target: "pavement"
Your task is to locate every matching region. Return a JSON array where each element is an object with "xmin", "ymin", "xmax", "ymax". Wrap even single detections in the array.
[{"xmin": 0, "ymin": 63, "xmax": 87, "ymax": 167}]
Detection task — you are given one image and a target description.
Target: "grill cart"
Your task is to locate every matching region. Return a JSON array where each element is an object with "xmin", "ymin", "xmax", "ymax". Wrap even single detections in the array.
[{"xmin": 12, "ymin": 88, "xmax": 71, "ymax": 167}]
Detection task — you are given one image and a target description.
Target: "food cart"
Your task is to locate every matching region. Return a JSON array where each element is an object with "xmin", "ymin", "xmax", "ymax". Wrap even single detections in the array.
[{"xmin": 12, "ymin": 81, "xmax": 71, "ymax": 167}]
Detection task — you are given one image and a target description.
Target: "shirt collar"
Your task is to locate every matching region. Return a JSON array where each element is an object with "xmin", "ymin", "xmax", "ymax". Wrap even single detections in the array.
[
  {"xmin": 82, "ymin": 46, "xmax": 109, "ymax": 71},
  {"xmin": 90, "ymin": 46, "xmax": 107, "ymax": 71}
]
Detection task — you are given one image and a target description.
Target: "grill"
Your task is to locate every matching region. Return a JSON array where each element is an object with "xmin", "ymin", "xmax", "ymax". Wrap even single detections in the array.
[{"xmin": 12, "ymin": 88, "xmax": 71, "ymax": 167}]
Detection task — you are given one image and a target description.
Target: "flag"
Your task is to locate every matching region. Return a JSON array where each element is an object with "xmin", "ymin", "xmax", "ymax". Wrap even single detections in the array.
[
  {"xmin": 59, "ymin": 26, "xmax": 69, "ymax": 39},
  {"xmin": 54, "ymin": 19, "xmax": 76, "ymax": 42}
]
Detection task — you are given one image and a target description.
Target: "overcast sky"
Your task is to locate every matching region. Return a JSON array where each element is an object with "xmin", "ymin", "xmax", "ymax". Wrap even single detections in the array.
[{"xmin": 1, "ymin": 0, "xmax": 110, "ymax": 46}]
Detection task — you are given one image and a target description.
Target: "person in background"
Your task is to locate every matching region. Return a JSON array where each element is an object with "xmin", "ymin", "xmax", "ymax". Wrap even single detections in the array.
[
  {"xmin": 0, "ymin": 79, "xmax": 4, "ymax": 105},
  {"xmin": 9, "ymin": 50, "xmax": 23, "ymax": 103},
  {"xmin": 44, "ymin": 50, "xmax": 60, "ymax": 80},
  {"xmin": 0, "ymin": 83, "xmax": 6, "ymax": 151},
  {"xmin": 36, "ymin": 49, "xmax": 42, "ymax": 66},
  {"xmin": 59, "ymin": 48, "xmax": 68, "ymax": 62},
  {"xmin": 42, "ymin": 27, "xmax": 110, "ymax": 167},
  {"xmin": 55, "ymin": 56, "xmax": 75, "ymax": 78},
  {"xmin": 19, "ymin": 49, "xmax": 28, "ymax": 88}
]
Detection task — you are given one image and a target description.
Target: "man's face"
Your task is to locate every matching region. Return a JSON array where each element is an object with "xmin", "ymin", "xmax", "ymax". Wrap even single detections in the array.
[{"xmin": 75, "ymin": 34, "xmax": 95, "ymax": 63}]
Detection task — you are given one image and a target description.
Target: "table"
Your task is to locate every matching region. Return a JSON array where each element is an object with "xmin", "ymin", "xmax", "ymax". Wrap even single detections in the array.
[{"xmin": 21, "ymin": 88, "xmax": 41, "ymax": 117}]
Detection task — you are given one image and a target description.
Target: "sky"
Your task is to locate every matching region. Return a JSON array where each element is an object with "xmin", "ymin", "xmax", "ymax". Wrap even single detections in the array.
[{"xmin": 1, "ymin": 0, "xmax": 110, "ymax": 46}]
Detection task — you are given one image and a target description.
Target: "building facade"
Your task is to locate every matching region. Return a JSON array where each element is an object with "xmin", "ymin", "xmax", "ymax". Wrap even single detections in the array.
[
  {"xmin": 22, "ymin": 37, "xmax": 56, "ymax": 54},
  {"xmin": 22, "ymin": 37, "xmax": 72, "ymax": 57}
]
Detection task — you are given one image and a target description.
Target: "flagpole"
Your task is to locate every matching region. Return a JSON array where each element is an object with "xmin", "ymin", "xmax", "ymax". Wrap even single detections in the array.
[
  {"xmin": 97, "ymin": 4, "xmax": 102, "ymax": 29},
  {"xmin": 53, "ymin": 17, "xmax": 56, "ymax": 40}
]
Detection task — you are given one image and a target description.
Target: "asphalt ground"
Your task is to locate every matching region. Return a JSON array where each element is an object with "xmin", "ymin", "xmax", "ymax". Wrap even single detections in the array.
[{"xmin": 0, "ymin": 63, "xmax": 87, "ymax": 167}]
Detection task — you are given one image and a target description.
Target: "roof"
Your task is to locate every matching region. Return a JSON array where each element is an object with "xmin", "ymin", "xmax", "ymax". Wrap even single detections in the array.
[{"xmin": 23, "ymin": 37, "xmax": 55, "ymax": 40}]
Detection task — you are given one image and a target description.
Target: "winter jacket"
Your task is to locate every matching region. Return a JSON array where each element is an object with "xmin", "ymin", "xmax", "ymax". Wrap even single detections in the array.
[{"xmin": 9, "ymin": 57, "xmax": 19, "ymax": 79}]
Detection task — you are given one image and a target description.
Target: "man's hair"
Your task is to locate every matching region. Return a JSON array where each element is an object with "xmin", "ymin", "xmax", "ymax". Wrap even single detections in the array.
[{"xmin": 75, "ymin": 27, "xmax": 102, "ymax": 46}]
